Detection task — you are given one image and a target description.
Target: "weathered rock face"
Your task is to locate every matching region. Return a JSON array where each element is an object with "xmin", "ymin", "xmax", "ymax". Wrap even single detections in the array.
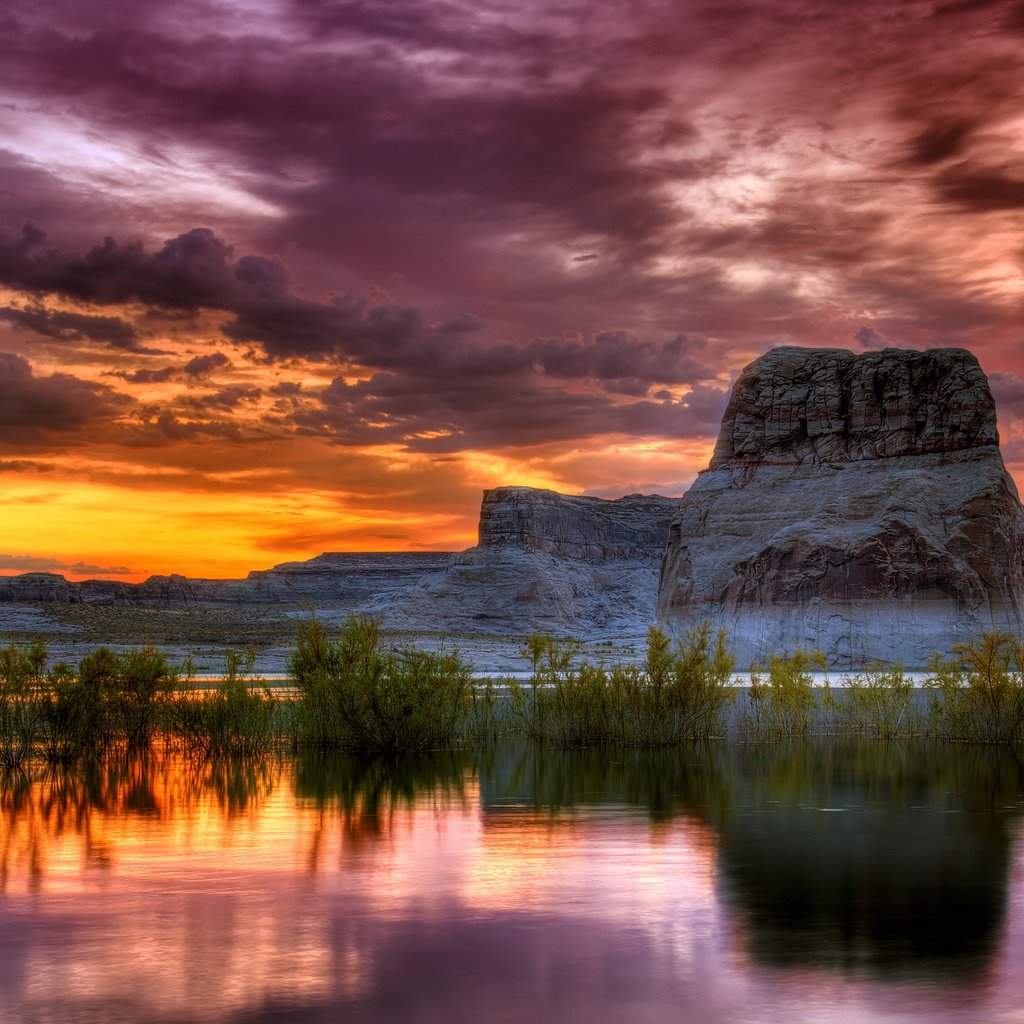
[
  {"xmin": 243, "ymin": 553, "xmax": 453, "ymax": 606},
  {"xmin": 658, "ymin": 346, "xmax": 1024, "ymax": 667},
  {"xmin": 1, "ymin": 489, "xmax": 676, "ymax": 642},
  {"xmin": 478, "ymin": 487, "xmax": 676, "ymax": 559},
  {"xmin": 0, "ymin": 573, "xmax": 80, "ymax": 603},
  {"xmin": 390, "ymin": 488, "xmax": 678, "ymax": 636}
]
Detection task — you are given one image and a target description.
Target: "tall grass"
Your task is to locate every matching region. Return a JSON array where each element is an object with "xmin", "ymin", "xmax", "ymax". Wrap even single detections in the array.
[
  {"xmin": 927, "ymin": 633, "xmax": 1024, "ymax": 743},
  {"xmin": 0, "ymin": 639, "xmax": 46, "ymax": 768},
  {"xmin": 510, "ymin": 624, "xmax": 735, "ymax": 747},
  {"xmin": 288, "ymin": 615, "xmax": 474, "ymax": 753},
  {"xmin": 169, "ymin": 649, "xmax": 279, "ymax": 757}
]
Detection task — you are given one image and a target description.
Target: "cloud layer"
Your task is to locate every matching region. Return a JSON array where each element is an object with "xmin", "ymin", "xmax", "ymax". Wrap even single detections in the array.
[{"xmin": 1, "ymin": 0, "xmax": 1022, "ymax": 575}]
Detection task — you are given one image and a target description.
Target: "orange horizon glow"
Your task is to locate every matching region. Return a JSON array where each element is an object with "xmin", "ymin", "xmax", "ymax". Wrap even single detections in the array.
[{"xmin": 3, "ymin": 1, "xmax": 1024, "ymax": 580}]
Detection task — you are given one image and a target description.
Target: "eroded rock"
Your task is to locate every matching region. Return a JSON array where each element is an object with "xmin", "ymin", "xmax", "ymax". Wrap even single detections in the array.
[
  {"xmin": 388, "ymin": 488, "xmax": 678, "ymax": 637},
  {"xmin": 657, "ymin": 346, "xmax": 1024, "ymax": 667}
]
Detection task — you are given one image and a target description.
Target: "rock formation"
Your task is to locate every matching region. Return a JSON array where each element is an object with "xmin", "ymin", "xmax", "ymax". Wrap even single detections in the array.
[
  {"xmin": 0, "ymin": 555, "xmax": 453, "ymax": 607},
  {"xmin": 657, "ymin": 346, "xmax": 1024, "ymax": 667},
  {"xmin": 0, "ymin": 573, "xmax": 81, "ymax": 603},
  {"xmin": 0, "ymin": 488, "xmax": 675, "ymax": 643},
  {"xmin": 389, "ymin": 487, "xmax": 678, "ymax": 636}
]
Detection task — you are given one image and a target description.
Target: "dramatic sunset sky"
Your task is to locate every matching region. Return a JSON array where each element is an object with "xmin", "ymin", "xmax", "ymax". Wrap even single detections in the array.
[{"xmin": 1, "ymin": 0, "xmax": 1022, "ymax": 581}]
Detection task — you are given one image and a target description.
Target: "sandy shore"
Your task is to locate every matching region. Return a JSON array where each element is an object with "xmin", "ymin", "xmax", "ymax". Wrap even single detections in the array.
[{"xmin": 0, "ymin": 602, "xmax": 646, "ymax": 676}]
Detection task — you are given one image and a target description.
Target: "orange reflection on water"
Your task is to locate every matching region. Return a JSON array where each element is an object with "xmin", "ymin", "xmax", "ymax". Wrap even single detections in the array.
[{"xmin": 0, "ymin": 756, "xmax": 350, "ymax": 1019}]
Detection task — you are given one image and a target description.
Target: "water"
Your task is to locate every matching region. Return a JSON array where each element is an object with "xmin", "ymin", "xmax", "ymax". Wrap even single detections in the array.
[{"xmin": 2, "ymin": 741, "xmax": 1024, "ymax": 1023}]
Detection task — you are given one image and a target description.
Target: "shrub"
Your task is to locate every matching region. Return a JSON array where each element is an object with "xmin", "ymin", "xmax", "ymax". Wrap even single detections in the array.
[
  {"xmin": 827, "ymin": 664, "xmax": 920, "ymax": 738},
  {"xmin": 741, "ymin": 649, "xmax": 825, "ymax": 741},
  {"xmin": 510, "ymin": 624, "xmax": 735, "ymax": 748},
  {"xmin": 115, "ymin": 644, "xmax": 178, "ymax": 748},
  {"xmin": 288, "ymin": 615, "xmax": 474, "ymax": 754},
  {"xmin": 170, "ymin": 649, "xmax": 279, "ymax": 757},
  {"xmin": 0, "ymin": 638, "xmax": 47, "ymax": 768},
  {"xmin": 926, "ymin": 632, "xmax": 1024, "ymax": 743}
]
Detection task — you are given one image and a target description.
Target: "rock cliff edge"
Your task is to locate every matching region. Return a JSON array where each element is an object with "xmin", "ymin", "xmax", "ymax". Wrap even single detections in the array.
[{"xmin": 657, "ymin": 346, "xmax": 1024, "ymax": 666}]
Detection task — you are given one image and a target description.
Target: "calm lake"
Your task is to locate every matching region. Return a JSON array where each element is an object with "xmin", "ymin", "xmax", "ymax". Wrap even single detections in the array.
[{"xmin": 2, "ymin": 740, "xmax": 1024, "ymax": 1023}]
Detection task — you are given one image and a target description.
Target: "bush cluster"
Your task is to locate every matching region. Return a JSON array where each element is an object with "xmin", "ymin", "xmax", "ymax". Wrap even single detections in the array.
[
  {"xmin": 5, "ymin": 622, "xmax": 1024, "ymax": 762},
  {"xmin": 288, "ymin": 615, "xmax": 473, "ymax": 754},
  {"xmin": 510, "ymin": 624, "xmax": 735, "ymax": 747}
]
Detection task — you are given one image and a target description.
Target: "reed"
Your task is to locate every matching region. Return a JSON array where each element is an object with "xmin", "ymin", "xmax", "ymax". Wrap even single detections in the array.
[
  {"xmin": 926, "ymin": 632, "xmax": 1024, "ymax": 743},
  {"xmin": 288, "ymin": 615, "xmax": 474, "ymax": 753},
  {"xmin": 510, "ymin": 624, "xmax": 735, "ymax": 748}
]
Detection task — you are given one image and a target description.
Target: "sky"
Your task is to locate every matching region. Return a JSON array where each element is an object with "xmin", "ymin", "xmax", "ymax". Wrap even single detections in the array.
[{"xmin": 0, "ymin": 0, "xmax": 1022, "ymax": 581}]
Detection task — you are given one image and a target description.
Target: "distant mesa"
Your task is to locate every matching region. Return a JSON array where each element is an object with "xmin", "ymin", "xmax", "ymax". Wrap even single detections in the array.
[
  {"xmin": 388, "ymin": 487, "xmax": 678, "ymax": 637},
  {"xmin": 0, "ymin": 489, "xmax": 678, "ymax": 641},
  {"xmin": 657, "ymin": 346, "xmax": 1024, "ymax": 667},
  {"xmin": 5, "ymin": 345, "xmax": 1023, "ymax": 670}
]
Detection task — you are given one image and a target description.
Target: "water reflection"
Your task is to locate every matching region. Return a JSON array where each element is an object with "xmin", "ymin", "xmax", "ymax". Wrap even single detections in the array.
[
  {"xmin": 0, "ymin": 742, "xmax": 1023, "ymax": 1022},
  {"xmin": 714, "ymin": 742, "xmax": 1024, "ymax": 980}
]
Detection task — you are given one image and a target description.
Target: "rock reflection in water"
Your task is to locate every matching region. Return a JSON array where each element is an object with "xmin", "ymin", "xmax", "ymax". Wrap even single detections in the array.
[
  {"xmin": 0, "ymin": 742, "xmax": 1022, "ymax": 1022},
  {"xmin": 713, "ymin": 741, "xmax": 1024, "ymax": 980}
]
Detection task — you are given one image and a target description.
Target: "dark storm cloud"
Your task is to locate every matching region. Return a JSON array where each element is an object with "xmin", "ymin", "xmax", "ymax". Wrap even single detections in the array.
[
  {"xmin": 292, "ymin": 370, "xmax": 728, "ymax": 453},
  {"xmin": 0, "ymin": 223, "xmax": 721, "ymax": 393},
  {"xmin": 903, "ymin": 120, "xmax": 976, "ymax": 167},
  {"xmin": 1, "ymin": 0, "xmax": 1020, "ymax": 355},
  {"xmin": 0, "ymin": 0, "xmax": 1022, "ymax": 466},
  {"xmin": 933, "ymin": 164, "xmax": 1024, "ymax": 212},
  {"xmin": 0, "ymin": 303, "xmax": 148, "ymax": 351},
  {"xmin": 184, "ymin": 385, "xmax": 263, "ymax": 411},
  {"xmin": 528, "ymin": 332, "xmax": 716, "ymax": 390},
  {"xmin": 111, "ymin": 366, "xmax": 178, "ymax": 384},
  {"xmin": 183, "ymin": 352, "xmax": 231, "ymax": 377},
  {"xmin": 0, "ymin": 351, "xmax": 131, "ymax": 445},
  {"xmin": 0, "ymin": 225, "xmax": 236, "ymax": 310}
]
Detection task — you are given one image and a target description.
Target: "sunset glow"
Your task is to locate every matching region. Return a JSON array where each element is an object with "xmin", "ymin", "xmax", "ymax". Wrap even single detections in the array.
[{"xmin": 2, "ymin": 0, "xmax": 1023, "ymax": 578}]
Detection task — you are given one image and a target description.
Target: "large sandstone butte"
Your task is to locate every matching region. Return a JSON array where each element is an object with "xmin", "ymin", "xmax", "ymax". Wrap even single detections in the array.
[
  {"xmin": 391, "ymin": 487, "xmax": 678, "ymax": 636},
  {"xmin": 657, "ymin": 346, "xmax": 1024, "ymax": 667}
]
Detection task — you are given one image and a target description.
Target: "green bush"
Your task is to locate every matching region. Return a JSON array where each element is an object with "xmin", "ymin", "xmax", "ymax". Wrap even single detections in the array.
[
  {"xmin": 169, "ymin": 649, "xmax": 279, "ymax": 757},
  {"xmin": 288, "ymin": 615, "xmax": 474, "ymax": 753},
  {"xmin": 826, "ymin": 664, "xmax": 920, "ymax": 738},
  {"xmin": 510, "ymin": 624, "xmax": 735, "ymax": 748},
  {"xmin": 0, "ymin": 638, "xmax": 47, "ymax": 768},
  {"xmin": 741, "ymin": 649, "xmax": 825, "ymax": 740},
  {"xmin": 115, "ymin": 644, "xmax": 177, "ymax": 748},
  {"xmin": 927, "ymin": 633, "xmax": 1024, "ymax": 743}
]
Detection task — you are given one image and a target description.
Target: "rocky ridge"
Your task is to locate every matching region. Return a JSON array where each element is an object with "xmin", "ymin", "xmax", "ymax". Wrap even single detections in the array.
[
  {"xmin": 389, "ymin": 488, "xmax": 677, "ymax": 637},
  {"xmin": 0, "ymin": 489, "xmax": 676, "ymax": 640},
  {"xmin": 657, "ymin": 346, "xmax": 1024, "ymax": 667},
  {"xmin": 0, "ymin": 554, "xmax": 453, "ymax": 607}
]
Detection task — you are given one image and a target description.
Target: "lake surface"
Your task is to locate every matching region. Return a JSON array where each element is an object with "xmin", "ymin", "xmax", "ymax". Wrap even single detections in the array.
[{"xmin": 2, "ymin": 740, "xmax": 1024, "ymax": 1023}]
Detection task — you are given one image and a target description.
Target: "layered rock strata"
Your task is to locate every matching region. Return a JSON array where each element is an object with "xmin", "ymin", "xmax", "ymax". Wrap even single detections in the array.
[
  {"xmin": 657, "ymin": 346, "xmax": 1024, "ymax": 667},
  {"xmin": 390, "ymin": 488, "xmax": 678, "ymax": 636},
  {"xmin": 0, "ymin": 554, "xmax": 452, "ymax": 607}
]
